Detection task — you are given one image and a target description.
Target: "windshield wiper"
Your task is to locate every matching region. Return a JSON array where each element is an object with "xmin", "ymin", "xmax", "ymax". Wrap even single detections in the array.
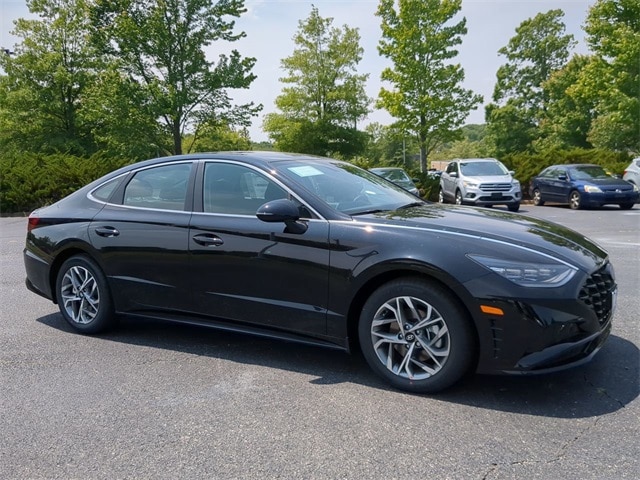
[
  {"xmin": 397, "ymin": 201, "xmax": 424, "ymax": 209},
  {"xmin": 351, "ymin": 209, "xmax": 387, "ymax": 216}
]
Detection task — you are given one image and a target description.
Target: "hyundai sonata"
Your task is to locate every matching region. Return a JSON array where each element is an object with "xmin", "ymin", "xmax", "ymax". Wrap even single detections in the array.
[{"xmin": 24, "ymin": 152, "xmax": 615, "ymax": 393}]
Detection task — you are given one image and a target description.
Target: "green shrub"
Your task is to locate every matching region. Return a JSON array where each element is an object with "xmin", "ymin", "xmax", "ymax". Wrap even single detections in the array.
[{"xmin": 1, "ymin": 152, "xmax": 130, "ymax": 214}]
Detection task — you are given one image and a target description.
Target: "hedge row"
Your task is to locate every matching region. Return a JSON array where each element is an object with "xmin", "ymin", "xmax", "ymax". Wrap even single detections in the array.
[
  {"xmin": 1, "ymin": 149, "xmax": 633, "ymax": 214},
  {"xmin": 1, "ymin": 153, "xmax": 130, "ymax": 214}
]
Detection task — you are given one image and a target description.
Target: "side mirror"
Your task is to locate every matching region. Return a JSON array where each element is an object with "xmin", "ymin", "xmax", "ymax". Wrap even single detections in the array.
[
  {"xmin": 449, "ymin": 172, "xmax": 458, "ymax": 178},
  {"xmin": 256, "ymin": 199, "xmax": 308, "ymax": 234},
  {"xmin": 509, "ymin": 170, "xmax": 515, "ymax": 175},
  {"xmin": 558, "ymin": 174, "xmax": 567, "ymax": 181}
]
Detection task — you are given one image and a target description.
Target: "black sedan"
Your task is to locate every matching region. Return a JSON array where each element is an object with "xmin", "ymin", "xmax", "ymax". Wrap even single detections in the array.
[
  {"xmin": 24, "ymin": 152, "xmax": 616, "ymax": 393},
  {"xmin": 530, "ymin": 164, "xmax": 639, "ymax": 209}
]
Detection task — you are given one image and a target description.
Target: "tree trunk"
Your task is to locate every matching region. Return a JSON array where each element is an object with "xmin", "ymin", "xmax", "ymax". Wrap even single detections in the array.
[{"xmin": 173, "ymin": 118, "xmax": 182, "ymax": 155}]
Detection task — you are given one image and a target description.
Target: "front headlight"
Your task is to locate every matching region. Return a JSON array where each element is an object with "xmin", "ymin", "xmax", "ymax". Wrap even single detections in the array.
[
  {"xmin": 463, "ymin": 180, "xmax": 478, "ymax": 188},
  {"xmin": 468, "ymin": 255, "xmax": 578, "ymax": 287},
  {"xmin": 583, "ymin": 185, "xmax": 602, "ymax": 193}
]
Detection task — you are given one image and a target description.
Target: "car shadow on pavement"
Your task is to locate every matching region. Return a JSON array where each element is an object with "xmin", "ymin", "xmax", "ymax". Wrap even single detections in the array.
[{"xmin": 37, "ymin": 313, "xmax": 639, "ymax": 419}]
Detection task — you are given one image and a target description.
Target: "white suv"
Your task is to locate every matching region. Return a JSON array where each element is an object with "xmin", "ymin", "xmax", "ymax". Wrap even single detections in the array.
[
  {"xmin": 439, "ymin": 158, "xmax": 522, "ymax": 212},
  {"xmin": 623, "ymin": 157, "xmax": 640, "ymax": 187}
]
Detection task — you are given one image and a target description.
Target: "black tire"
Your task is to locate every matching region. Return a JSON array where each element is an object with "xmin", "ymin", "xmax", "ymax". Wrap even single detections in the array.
[
  {"xmin": 507, "ymin": 202, "xmax": 520, "ymax": 212},
  {"xmin": 569, "ymin": 190, "xmax": 582, "ymax": 210},
  {"xmin": 358, "ymin": 278, "xmax": 476, "ymax": 393},
  {"xmin": 619, "ymin": 202, "xmax": 634, "ymax": 210},
  {"xmin": 454, "ymin": 190, "xmax": 463, "ymax": 205},
  {"xmin": 55, "ymin": 255, "xmax": 115, "ymax": 334},
  {"xmin": 532, "ymin": 188, "xmax": 544, "ymax": 206},
  {"xmin": 438, "ymin": 187, "xmax": 446, "ymax": 204}
]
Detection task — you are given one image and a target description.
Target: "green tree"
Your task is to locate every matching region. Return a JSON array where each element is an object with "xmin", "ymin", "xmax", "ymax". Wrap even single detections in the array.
[
  {"xmin": 89, "ymin": 0, "xmax": 260, "ymax": 155},
  {"xmin": 376, "ymin": 0, "xmax": 482, "ymax": 171},
  {"xmin": 363, "ymin": 122, "xmax": 418, "ymax": 167},
  {"xmin": 538, "ymin": 55, "xmax": 594, "ymax": 150},
  {"xmin": 486, "ymin": 9, "xmax": 575, "ymax": 155},
  {"xmin": 263, "ymin": 6, "xmax": 370, "ymax": 158},
  {"xmin": 576, "ymin": 0, "xmax": 639, "ymax": 151},
  {"xmin": 0, "ymin": 0, "xmax": 98, "ymax": 155}
]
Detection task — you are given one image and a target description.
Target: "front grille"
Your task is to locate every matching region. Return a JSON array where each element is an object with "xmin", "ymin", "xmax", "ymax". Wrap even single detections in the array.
[
  {"xmin": 480, "ymin": 183, "xmax": 512, "ymax": 192},
  {"xmin": 579, "ymin": 265, "xmax": 615, "ymax": 326}
]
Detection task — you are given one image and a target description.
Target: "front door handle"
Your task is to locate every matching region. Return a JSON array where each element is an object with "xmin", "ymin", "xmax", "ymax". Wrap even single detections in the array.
[
  {"xmin": 193, "ymin": 234, "xmax": 224, "ymax": 247},
  {"xmin": 95, "ymin": 226, "xmax": 120, "ymax": 237}
]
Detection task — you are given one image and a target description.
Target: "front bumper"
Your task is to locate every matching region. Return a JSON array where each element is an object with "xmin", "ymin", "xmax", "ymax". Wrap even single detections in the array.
[
  {"xmin": 463, "ymin": 187, "xmax": 522, "ymax": 206},
  {"xmin": 583, "ymin": 191, "xmax": 639, "ymax": 206},
  {"xmin": 472, "ymin": 264, "xmax": 616, "ymax": 375}
]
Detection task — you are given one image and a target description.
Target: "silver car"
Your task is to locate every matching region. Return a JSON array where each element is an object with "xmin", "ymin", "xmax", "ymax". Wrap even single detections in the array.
[
  {"xmin": 439, "ymin": 158, "xmax": 522, "ymax": 212},
  {"xmin": 623, "ymin": 157, "xmax": 640, "ymax": 187}
]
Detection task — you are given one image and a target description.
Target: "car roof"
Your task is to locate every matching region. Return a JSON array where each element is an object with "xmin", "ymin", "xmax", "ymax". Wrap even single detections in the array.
[
  {"xmin": 454, "ymin": 158, "xmax": 499, "ymax": 163},
  {"xmin": 546, "ymin": 164, "xmax": 601, "ymax": 169}
]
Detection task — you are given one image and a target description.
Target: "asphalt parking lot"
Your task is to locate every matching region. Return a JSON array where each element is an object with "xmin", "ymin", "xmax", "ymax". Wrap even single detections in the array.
[{"xmin": 1, "ymin": 205, "xmax": 638, "ymax": 479}]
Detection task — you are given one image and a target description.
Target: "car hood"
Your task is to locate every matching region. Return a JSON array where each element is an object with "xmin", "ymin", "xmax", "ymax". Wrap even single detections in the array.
[
  {"xmin": 580, "ymin": 178, "xmax": 635, "ymax": 189},
  {"xmin": 463, "ymin": 174, "xmax": 515, "ymax": 183},
  {"xmin": 357, "ymin": 203, "xmax": 607, "ymax": 271}
]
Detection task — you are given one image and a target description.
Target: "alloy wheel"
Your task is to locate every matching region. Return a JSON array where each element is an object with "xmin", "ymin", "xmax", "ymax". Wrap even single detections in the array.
[
  {"xmin": 60, "ymin": 266, "xmax": 100, "ymax": 325},
  {"xmin": 369, "ymin": 295, "xmax": 450, "ymax": 380}
]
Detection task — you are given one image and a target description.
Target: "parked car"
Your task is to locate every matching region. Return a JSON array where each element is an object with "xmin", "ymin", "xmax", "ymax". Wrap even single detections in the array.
[
  {"xmin": 25, "ymin": 152, "xmax": 615, "ymax": 393},
  {"xmin": 622, "ymin": 157, "xmax": 640, "ymax": 187},
  {"xmin": 369, "ymin": 167, "xmax": 419, "ymax": 196},
  {"xmin": 439, "ymin": 158, "xmax": 522, "ymax": 212},
  {"xmin": 530, "ymin": 164, "xmax": 639, "ymax": 210}
]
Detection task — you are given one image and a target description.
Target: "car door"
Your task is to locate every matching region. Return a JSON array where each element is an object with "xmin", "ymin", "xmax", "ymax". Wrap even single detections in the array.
[
  {"xmin": 187, "ymin": 161, "xmax": 331, "ymax": 336},
  {"xmin": 441, "ymin": 162, "xmax": 458, "ymax": 201},
  {"xmin": 89, "ymin": 161, "xmax": 195, "ymax": 313},
  {"xmin": 548, "ymin": 167, "xmax": 571, "ymax": 202}
]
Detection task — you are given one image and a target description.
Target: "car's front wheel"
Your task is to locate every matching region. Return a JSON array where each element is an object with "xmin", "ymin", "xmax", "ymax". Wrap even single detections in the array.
[
  {"xmin": 358, "ymin": 278, "xmax": 476, "ymax": 393},
  {"xmin": 619, "ymin": 202, "xmax": 634, "ymax": 210},
  {"xmin": 55, "ymin": 255, "xmax": 115, "ymax": 334},
  {"xmin": 507, "ymin": 202, "xmax": 520, "ymax": 212},
  {"xmin": 569, "ymin": 190, "xmax": 582, "ymax": 210},
  {"xmin": 455, "ymin": 190, "xmax": 463, "ymax": 205}
]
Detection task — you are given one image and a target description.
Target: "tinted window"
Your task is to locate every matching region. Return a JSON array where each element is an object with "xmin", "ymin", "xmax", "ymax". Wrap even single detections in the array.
[
  {"xmin": 203, "ymin": 163, "xmax": 288, "ymax": 215},
  {"xmin": 568, "ymin": 166, "xmax": 609, "ymax": 180},
  {"xmin": 460, "ymin": 161, "xmax": 508, "ymax": 176},
  {"xmin": 92, "ymin": 177, "xmax": 122, "ymax": 202},
  {"xmin": 123, "ymin": 163, "xmax": 191, "ymax": 210}
]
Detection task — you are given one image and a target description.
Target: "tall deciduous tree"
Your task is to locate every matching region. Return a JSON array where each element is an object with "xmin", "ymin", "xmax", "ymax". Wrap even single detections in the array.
[
  {"xmin": 376, "ymin": 0, "xmax": 481, "ymax": 171},
  {"xmin": 486, "ymin": 9, "xmax": 575, "ymax": 155},
  {"xmin": 263, "ymin": 6, "xmax": 370, "ymax": 158},
  {"xmin": 577, "ymin": 0, "xmax": 639, "ymax": 151},
  {"xmin": 538, "ymin": 55, "xmax": 594, "ymax": 150},
  {"xmin": 0, "ymin": 0, "xmax": 98, "ymax": 155},
  {"xmin": 89, "ymin": 0, "xmax": 260, "ymax": 155}
]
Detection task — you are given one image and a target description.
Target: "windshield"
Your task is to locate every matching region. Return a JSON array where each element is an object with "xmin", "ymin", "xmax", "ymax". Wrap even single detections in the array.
[
  {"xmin": 373, "ymin": 168, "xmax": 412, "ymax": 184},
  {"xmin": 276, "ymin": 160, "xmax": 419, "ymax": 215},
  {"xmin": 569, "ymin": 166, "xmax": 610, "ymax": 180},
  {"xmin": 460, "ymin": 161, "xmax": 508, "ymax": 176}
]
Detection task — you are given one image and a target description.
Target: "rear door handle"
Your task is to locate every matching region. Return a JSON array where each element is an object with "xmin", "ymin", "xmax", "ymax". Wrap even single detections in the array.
[
  {"xmin": 95, "ymin": 226, "xmax": 120, "ymax": 237},
  {"xmin": 193, "ymin": 234, "xmax": 224, "ymax": 247}
]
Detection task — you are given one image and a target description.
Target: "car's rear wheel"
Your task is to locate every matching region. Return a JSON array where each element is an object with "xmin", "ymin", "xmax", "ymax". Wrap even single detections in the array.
[
  {"xmin": 438, "ymin": 188, "xmax": 445, "ymax": 203},
  {"xmin": 455, "ymin": 190, "xmax": 463, "ymax": 205},
  {"xmin": 56, "ymin": 255, "xmax": 115, "ymax": 334},
  {"xmin": 507, "ymin": 202, "xmax": 520, "ymax": 212},
  {"xmin": 358, "ymin": 278, "xmax": 476, "ymax": 393},
  {"xmin": 619, "ymin": 202, "xmax": 634, "ymax": 210},
  {"xmin": 532, "ymin": 188, "xmax": 544, "ymax": 206},
  {"xmin": 569, "ymin": 190, "xmax": 582, "ymax": 210}
]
